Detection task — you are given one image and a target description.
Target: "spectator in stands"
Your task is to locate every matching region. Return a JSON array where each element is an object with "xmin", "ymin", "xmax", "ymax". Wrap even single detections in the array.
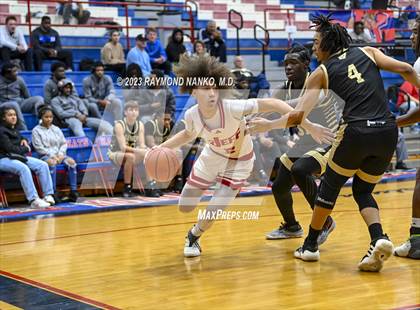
[
  {"xmin": 32, "ymin": 106, "xmax": 80, "ymax": 202},
  {"xmin": 83, "ymin": 62, "xmax": 123, "ymax": 121},
  {"xmin": 51, "ymin": 79, "xmax": 113, "ymax": 137},
  {"xmin": 0, "ymin": 106, "xmax": 55, "ymax": 208},
  {"xmin": 231, "ymin": 56, "xmax": 253, "ymax": 79},
  {"xmin": 122, "ymin": 63, "xmax": 143, "ymax": 103},
  {"xmin": 107, "ymin": 100, "xmax": 160, "ymax": 198},
  {"xmin": 0, "ymin": 16, "xmax": 33, "ymax": 71},
  {"xmin": 144, "ymin": 109, "xmax": 184, "ymax": 193},
  {"xmin": 0, "ymin": 63, "xmax": 44, "ymax": 130},
  {"xmin": 198, "ymin": 20, "xmax": 227, "ymax": 62},
  {"xmin": 349, "ymin": 21, "xmax": 373, "ymax": 43},
  {"xmin": 127, "ymin": 34, "xmax": 151, "ymax": 77},
  {"xmin": 32, "ymin": 16, "xmax": 73, "ymax": 71},
  {"xmin": 165, "ymin": 28, "xmax": 186, "ymax": 64},
  {"xmin": 57, "ymin": 0, "xmax": 90, "ymax": 25},
  {"xmin": 44, "ymin": 62, "xmax": 76, "ymax": 105},
  {"xmin": 146, "ymin": 28, "xmax": 171, "ymax": 75},
  {"xmin": 137, "ymin": 69, "xmax": 175, "ymax": 123},
  {"xmin": 101, "ymin": 30, "xmax": 126, "ymax": 76},
  {"xmin": 192, "ymin": 40, "xmax": 209, "ymax": 58}
]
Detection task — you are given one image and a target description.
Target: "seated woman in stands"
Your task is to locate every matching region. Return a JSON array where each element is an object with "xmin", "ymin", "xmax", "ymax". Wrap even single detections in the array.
[
  {"xmin": 108, "ymin": 100, "xmax": 160, "ymax": 198},
  {"xmin": 0, "ymin": 106, "xmax": 55, "ymax": 208},
  {"xmin": 32, "ymin": 106, "xmax": 80, "ymax": 202},
  {"xmin": 101, "ymin": 30, "xmax": 126, "ymax": 76}
]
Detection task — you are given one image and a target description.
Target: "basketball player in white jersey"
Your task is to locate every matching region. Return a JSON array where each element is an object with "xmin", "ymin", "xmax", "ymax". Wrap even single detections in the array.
[{"xmin": 159, "ymin": 55, "xmax": 334, "ymax": 257}]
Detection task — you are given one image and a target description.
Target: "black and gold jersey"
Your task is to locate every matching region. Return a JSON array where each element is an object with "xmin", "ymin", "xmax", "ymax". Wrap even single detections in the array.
[{"xmin": 322, "ymin": 47, "xmax": 393, "ymax": 124}]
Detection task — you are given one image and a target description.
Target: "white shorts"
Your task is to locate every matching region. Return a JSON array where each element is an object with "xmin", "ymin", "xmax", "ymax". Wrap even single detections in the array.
[{"xmin": 187, "ymin": 146, "xmax": 255, "ymax": 190}]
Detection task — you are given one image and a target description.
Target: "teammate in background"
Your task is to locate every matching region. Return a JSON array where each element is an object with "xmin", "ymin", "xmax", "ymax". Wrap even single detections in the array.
[
  {"xmin": 159, "ymin": 55, "xmax": 333, "ymax": 258},
  {"xmin": 107, "ymin": 101, "xmax": 151, "ymax": 198},
  {"xmin": 393, "ymin": 18, "xmax": 420, "ymax": 259},
  {"xmin": 266, "ymin": 45, "xmax": 339, "ymax": 244},
  {"xmin": 250, "ymin": 15, "xmax": 420, "ymax": 271}
]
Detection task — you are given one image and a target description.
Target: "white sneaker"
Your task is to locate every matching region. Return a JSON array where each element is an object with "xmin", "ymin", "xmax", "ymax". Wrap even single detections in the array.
[
  {"xmin": 31, "ymin": 198, "xmax": 50, "ymax": 208},
  {"xmin": 358, "ymin": 237, "xmax": 393, "ymax": 272},
  {"xmin": 394, "ymin": 236, "xmax": 420, "ymax": 259},
  {"xmin": 184, "ymin": 231, "xmax": 201, "ymax": 258},
  {"xmin": 294, "ymin": 243, "xmax": 320, "ymax": 261},
  {"xmin": 43, "ymin": 195, "xmax": 55, "ymax": 206},
  {"xmin": 266, "ymin": 223, "xmax": 303, "ymax": 240}
]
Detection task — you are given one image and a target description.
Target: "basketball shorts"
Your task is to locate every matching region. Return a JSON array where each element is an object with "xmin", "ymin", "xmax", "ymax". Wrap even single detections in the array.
[
  {"xmin": 186, "ymin": 146, "xmax": 255, "ymax": 190},
  {"xmin": 326, "ymin": 120, "xmax": 398, "ymax": 184}
]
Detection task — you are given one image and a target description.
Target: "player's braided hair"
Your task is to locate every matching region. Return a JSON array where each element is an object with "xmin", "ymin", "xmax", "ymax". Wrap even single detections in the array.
[
  {"xmin": 310, "ymin": 14, "xmax": 352, "ymax": 56},
  {"xmin": 175, "ymin": 55, "xmax": 234, "ymax": 94}
]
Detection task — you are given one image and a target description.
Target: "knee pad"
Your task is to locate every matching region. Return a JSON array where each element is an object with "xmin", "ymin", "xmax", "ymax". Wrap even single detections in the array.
[
  {"xmin": 352, "ymin": 176, "xmax": 378, "ymax": 211},
  {"xmin": 353, "ymin": 191, "xmax": 378, "ymax": 211},
  {"xmin": 315, "ymin": 170, "xmax": 347, "ymax": 210},
  {"xmin": 315, "ymin": 179, "xmax": 340, "ymax": 210}
]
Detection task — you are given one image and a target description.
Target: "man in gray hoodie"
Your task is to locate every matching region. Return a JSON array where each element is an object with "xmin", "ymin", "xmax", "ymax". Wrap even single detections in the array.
[
  {"xmin": 51, "ymin": 79, "xmax": 113, "ymax": 137},
  {"xmin": 0, "ymin": 63, "xmax": 44, "ymax": 130},
  {"xmin": 44, "ymin": 62, "xmax": 78, "ymax": 105},
  {"xmin": 83, "ymin": 62, "xmax": 122, "ymax": 121}
]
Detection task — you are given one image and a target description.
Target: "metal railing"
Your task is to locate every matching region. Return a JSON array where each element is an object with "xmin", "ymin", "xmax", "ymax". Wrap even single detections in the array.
[
  {"xmin": 253, "ymin": 24, "xmax": 270, "ymax": 73},
  {"xmin": 21, "ymin": 0, "xmax": 196, "ymax": 49},
  {"xmin": 228, "ymin": 9, "xmax": 243, "ymax": 56}
]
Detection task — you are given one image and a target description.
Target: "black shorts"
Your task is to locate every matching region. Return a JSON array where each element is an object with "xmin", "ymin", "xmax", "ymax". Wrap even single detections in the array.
[{"xmin": 327, "ymin": 120, "xmax": 398, "ymax": 184}]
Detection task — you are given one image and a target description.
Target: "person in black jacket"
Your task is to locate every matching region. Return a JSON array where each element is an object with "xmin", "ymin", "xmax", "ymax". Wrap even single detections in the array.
[
  {"xmin": 0, "ymin": 106, "xmax": 55, "ymax": 208},
  {"xmin": 165, "ymin": 28, "xmax": 186, "ymax": 64},
  {"xmin": 31, "ymin": 16, "xmax": 73, "ymax": 71},
  {"xmin": 198, "ymin": 21, "xmax": 227, "ymax": 63}
]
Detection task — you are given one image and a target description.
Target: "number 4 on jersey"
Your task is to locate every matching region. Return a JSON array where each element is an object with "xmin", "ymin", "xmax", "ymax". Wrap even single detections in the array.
[{"xmin": 348, "ymin": 64, "xmax": 365, "ymax": 83}]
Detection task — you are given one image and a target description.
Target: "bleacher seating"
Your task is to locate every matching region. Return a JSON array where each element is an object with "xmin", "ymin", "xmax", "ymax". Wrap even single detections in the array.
[{"xmin": 0, "ymin": 0, "xmax": 418, "ymax": 206}]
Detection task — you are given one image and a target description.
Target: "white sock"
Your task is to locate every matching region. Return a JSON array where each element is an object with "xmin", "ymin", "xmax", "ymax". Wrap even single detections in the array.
[
  {"xmin": 191, "ymin": 224, "xmax": 204, "ymax": 237},
  {"xmin": 412, "ymin": 218, "xmax": 420, "ymax": 228}
]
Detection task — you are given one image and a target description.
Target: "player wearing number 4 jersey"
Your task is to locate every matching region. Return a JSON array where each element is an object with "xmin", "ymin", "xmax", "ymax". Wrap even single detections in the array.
[
  {"xmin": 249, "ymin": 14, "xmax": 420, "ymax": 271},
  {"xmin": 159, "ymin": 55, "xmax": 334, "ymax": 258}
]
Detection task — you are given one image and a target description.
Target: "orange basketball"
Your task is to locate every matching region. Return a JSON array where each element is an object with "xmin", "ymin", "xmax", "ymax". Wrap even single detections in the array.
[{"xmin": 144, "ymin": 147, "xmax": 180, "ymax": 182}]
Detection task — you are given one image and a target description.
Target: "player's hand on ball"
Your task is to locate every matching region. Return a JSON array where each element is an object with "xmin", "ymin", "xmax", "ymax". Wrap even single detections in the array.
[
  {"xmin": 306, "ymin": 123, "xmax": 335, "ymax": 145},
  {"xmin": 247, "ymin": 117, "xmax": 273, "ymax": 134}
]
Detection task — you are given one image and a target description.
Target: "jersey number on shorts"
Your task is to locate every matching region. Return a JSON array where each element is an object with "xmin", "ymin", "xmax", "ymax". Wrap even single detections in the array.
[{"xmin": 348, "ymin": 64, "xmax": 365, "ymax": 84}]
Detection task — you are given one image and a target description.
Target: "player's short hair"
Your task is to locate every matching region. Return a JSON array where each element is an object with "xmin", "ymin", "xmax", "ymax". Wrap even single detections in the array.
[
  {"xmin": 311, "ymin": 14, "xmax": 352, "ymax": 56},
  {"xmin": 286, "ymin": 45, "xmax": 311, "ymax": 65},
  {"xmin": 175, "ymin": 55, "xmax": 234, "ymax": 94},
  {"xmin": 124, "ymin": 100, "xmax": 139, "ymax": 111}
]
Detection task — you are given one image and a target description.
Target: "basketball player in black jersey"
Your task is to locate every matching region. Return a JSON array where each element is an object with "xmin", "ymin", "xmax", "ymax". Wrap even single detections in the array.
[
  {"xmin": 250, "ymin": 15, "xmax": 420, "ymax": 271},
  {"xmin": 266, "ymin": 45, "xmax": 339, "ymax": 244}
]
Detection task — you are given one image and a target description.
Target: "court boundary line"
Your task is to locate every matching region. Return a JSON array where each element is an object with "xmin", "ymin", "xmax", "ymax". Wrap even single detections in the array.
[
  {"xmin": 0, "ymin": 205, "xmax": 411, "ymax": 247},
  {"xmin": 0, "ymin": 270, "xmax": 121, "ymax": 310}
]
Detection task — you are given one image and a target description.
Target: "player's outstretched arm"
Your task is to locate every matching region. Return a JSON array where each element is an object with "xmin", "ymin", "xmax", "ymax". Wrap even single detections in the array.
[
  {"xmin": 363, "ymin": 46, "xmax": 420, "ymax": 88},
  {"xmin": 159, "ymin": 129, "xmax": 195, "ymax": 149},
  {"xmin": 397, "ymin": 106, "xmax": 420, "ymax": 127}
]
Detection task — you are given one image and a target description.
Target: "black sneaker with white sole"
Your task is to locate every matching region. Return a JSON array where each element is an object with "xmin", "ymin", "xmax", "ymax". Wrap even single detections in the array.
[
  {"xmin": 184, "ymin": 230, "xmax": 202, "ymax": 258},
  {"xmin": 358, "ymin": 235, "xmax": 394, "ymax": 272}
]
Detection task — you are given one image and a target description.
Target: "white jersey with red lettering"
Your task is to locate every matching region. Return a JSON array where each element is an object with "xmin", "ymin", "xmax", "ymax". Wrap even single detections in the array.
[{"xmin": 183, "ymin": 98, "xmax": 258, "ymax": 189}]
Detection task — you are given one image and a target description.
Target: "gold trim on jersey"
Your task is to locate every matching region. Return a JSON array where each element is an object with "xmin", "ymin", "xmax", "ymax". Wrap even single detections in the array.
[
  {"xmin": 359, "ymin": 47, "xmax": 377, "ymax": 65},
  {"xmin": 327, "ymin": 124, "xmax": 357, "ymax": 177},
  {"xmin": 286, "ymin": 72, "xmax": 310, "ymax": 101},
  {"xmin": 319, "ymin": 64, "xmax": 329, "ymax": 95},
  {"xmin": 280, "ymin": 154, "xmax": 294, "ymax": 171},
  {"xmin": 356, "ymin": 169, "xmax": 383, "ymax": 184}
]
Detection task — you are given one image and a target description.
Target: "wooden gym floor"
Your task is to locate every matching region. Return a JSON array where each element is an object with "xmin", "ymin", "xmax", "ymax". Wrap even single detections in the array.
[{"xmin": 0, "ymin": 180, "xmax": 419, "ymax": 309}]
